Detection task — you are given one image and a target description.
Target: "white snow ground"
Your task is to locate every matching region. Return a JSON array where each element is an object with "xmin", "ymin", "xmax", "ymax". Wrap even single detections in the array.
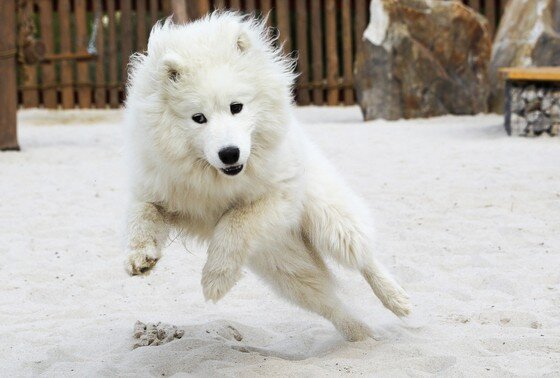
[{"xmin": 1, "ymin": 107, "xmax": 559, "ymax": 377}]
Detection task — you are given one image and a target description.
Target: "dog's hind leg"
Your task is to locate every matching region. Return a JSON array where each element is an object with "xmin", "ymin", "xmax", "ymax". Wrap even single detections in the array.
[
  {"xmin": 248, "ymin": 235, "xmax": 371, "ymax": 341},
  {"xmin": 302, "ymin": 187, "xmax": 411, "ymax": 317}
]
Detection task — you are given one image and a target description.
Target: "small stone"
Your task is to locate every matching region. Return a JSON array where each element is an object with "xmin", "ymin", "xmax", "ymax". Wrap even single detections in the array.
[
  {"xmin": 542, "ymin": 95, "xmax": 553, "ymax": 112},
  {"xmin": 522, "ymin": 86, "xmax": 537, "ymax": 102},
  {"xmin": 531, "ymin": 321, "xmax": 542, "ymax": 329},
  {"xmin": 535, "ymin": 115, "xmax": 551, "ymax": 134},
  {"xmin": 512, "ymin": 90, "xmax": 525, "ymax": 114},
  {"xmin": 526, "ymin": 110, "xmax": 542, "ymax": 123},
  {"xmin": 132, "ymin": 321, "xmax": 184, "ymax": 349},
  {"xmin": 525, "ymin": 98, "xmax": 541, "ymax": 113},
  {"xmin": 516, "ymin": 116, "xmax": 528, "ymax": 131},
  {"xmin": 133, "ymin": 321, "xmax": 146, "ymax": 339},
  {"xmin": 550, "ymin": 104, "xmax": 560, "ymax": 121},
  {"xmin": 228, "ymin": 325, "xmax": 244, "ymax": 342}
]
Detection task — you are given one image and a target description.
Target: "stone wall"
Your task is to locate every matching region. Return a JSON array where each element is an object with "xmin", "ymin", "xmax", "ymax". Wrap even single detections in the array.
[{"xmin": 510, "ymin": 84, "xmax": 560, "ymax": 136}]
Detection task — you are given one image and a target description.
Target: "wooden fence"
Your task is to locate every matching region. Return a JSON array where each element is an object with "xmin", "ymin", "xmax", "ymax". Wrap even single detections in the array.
[{"xmin": 16, "ymin": 0, "xmax": 507, "ymax": 109}]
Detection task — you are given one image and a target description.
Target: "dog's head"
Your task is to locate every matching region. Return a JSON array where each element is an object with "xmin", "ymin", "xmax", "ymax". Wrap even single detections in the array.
[{"xmin": 127, "ymin": 12, "xmax": 296, "ymax": 178}]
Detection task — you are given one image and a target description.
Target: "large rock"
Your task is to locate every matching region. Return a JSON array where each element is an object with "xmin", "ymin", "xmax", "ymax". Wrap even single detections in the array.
[
  {"xmin": 490, "ymin": 0, "xmax": 560, "ymax": 112},
  {"xmin": 354, "ymin": 0, "xmax": 491, "ymax": 121}
]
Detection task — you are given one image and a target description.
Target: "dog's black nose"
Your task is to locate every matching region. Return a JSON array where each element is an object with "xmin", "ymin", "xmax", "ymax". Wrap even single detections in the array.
[{"xmin": 218, "ymin": 146, "xmax": 240, "ymax": 165}]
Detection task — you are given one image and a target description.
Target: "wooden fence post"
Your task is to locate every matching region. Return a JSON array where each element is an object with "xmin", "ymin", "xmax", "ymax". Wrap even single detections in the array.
[
  {"xmin": 21, "ymin": 0, "xmax": 39, "ymax": 108},
  {"xmin": 38, "ymin": 0, "xmax": 57, "ymax": 108},
  {"xmin": 341, "ymin": 0, "xmax": 354, "ymax": 105},
  {"xmin": 276, "ymin": 0, "xmax": 291, "ymax": 54},
  {"xmin": 75, "ymin": 0, "xmax": 92, "ymax": 108},
  {"xmin": 325, "ymin": 0, "xmax": 339, "ymax": 105},
  {"xmin": 107, "ymin": 0, "xmax": 120, "ymax": 107},
  {"xmin": 58, "ymin": 0, "xmax": 75, "ymax": 109},
  {"xmin": 172, "ymin": 0, "xmax": 189, "ymax": 24},
  {"xmin": 93, "ymin": 0, "xmax": 107, "ymax": 108},
  {"xmin": 295, "ymin": 0, "xmax": 311, "ymax": 105},
  {"xmin": 137, "ymin": 0, "xmax": 148, "ymax": 51},
  {"xmin": 0, "ymin": 0, "xmax": 20, "ymax": 151},
  {"xmin": 310, "ymin": 0, "xmax": 324, "ymax": 105}
]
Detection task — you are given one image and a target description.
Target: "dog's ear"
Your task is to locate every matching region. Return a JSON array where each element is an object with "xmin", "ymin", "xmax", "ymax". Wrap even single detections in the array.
[
  {"xmin": 160, "ymin": 52, "xmax": 183, "ymax": 83},
  {"xmin": 236, "ymin": 31, "xmax": 251, "ymax": 53}
]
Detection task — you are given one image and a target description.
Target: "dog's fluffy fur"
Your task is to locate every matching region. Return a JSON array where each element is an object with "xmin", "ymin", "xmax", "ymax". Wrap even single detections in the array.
[{"xmin": 124, "ymin": 12, "xmax": 410, "ymax": 341}]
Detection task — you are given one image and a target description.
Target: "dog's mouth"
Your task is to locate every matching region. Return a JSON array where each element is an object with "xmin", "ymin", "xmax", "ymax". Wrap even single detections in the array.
[{"xmin": 220, "ymin": 164, "xmax": 244, "ymax": 176}]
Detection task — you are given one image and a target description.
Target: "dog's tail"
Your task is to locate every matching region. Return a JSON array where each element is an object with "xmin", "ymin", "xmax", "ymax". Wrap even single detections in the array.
[{"xmin": 361, "ymin": 260, "xmax": 411, "ymax": 317}]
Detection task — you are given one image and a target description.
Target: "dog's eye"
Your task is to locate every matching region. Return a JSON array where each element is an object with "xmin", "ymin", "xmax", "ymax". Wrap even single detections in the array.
[
  {"xmin": 192, "ymin": 113, "xmax": 207, "ymax": 124},
  {"xmin": 230, "ymin": 102, "xmax": 243, "ymax": 115}
]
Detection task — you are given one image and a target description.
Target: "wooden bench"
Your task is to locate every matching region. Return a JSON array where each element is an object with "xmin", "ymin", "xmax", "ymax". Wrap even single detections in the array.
[{"xmin": 499, "ymin": 67, "xmax": 560, "ymax": 135}]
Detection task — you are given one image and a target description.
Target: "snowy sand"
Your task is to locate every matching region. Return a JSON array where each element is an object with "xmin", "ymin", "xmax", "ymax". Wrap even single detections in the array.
[{"xmin": 1, "ymin": 107, "xmax": 559, "ymax": 377}]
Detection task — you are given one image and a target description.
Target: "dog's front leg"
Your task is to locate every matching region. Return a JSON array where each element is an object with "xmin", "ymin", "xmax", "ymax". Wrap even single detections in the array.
[
  {"xmin": 201, "ymin": 196, "xmax": 282, "ymax": 302},
  {"xmin": 124, "ymin": 202, "xmax": 169, "ymax": 276},
  {"xmin": 201, "ymin": 210, "xmax": 253, "ymax": 302}
]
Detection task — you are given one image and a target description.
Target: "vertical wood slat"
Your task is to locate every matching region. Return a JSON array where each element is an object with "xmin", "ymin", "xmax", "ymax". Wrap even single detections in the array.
[
  {"xmin": 38, "ymin": 0, "xmax": 57, "ymax": 108},
  {"xmin": 186, "ymin": 0, "xmax": 199, "ymax": 19},
  {"xmin": 107, "ymin": 0, "xmax": 120, "ymax": 107},
  {"xmin": 213, "ymin": 0, "xmax": 226, "ymax": 10},
  {"xmin": 310, "ymin": 0, "xmax": 324, "ymax": 105},
  {"xmin": 162, "ymin": 0, "xmax": 172, "ymax": 16},
  {"xmin": 150, "ymin": 0, "xmax": 159, "ymax": 28},
  {"xmin": 75, "ymin": 0, "xmax": 92, "ymax": 108},
  {"xmin": 275, "ymin": 0, "xmax": 291, "ymax": 54},
  {"xmin": 0, "ymin": 0, "xmax": 19, "ymax": 150},
  {"xmin": 198, "ymin": 0, "xmax": 211, "ymax": 16},
  {"xmin": 295, "ymin": 0, "xmax": 310, "ymax": 105},
  {"xmin": 341, "ymin": 0, "xmax": 353, "ymax": 105},
  {"xmin": 171, "ymin": 0, "xmax": 189, "ymax": 23},
  {"xmin": 58, "ymin": 0, "xmax": 74, "ymax": 109},
  {"xmin": 354, "ymin": 0, "xmax": 367, "ymax": 53},
  {"xmin": 185, "ymin": 0, "xmax": 210, "ymax": 19},
  {"xmin": 325, "ymin": 0, "xmax": 339, "ymax": 105},
  {"xmin": 260, "ymin": 0, "xmax": 272, "ymax": 25},
  {"xmin": 21, "ymin": 0, "xmax": 40, "ymax": 108},
  {"xmin": 136, "ymin": 0, "xmax": 148, "ymax": 51},
  {"xmin": 93, "ymin": 0, "xmax": 106, "ymax": 108},
  {"xmin": 245, "ymin": 0, "xmax": 256, "ymax": 13},
  {"xmin": 121, "ymin": 0, "xmax": 133, "ymax": 89},
  {"xmin": 229, "ymin": 0, "xmax": 241, "ymax": 10}
]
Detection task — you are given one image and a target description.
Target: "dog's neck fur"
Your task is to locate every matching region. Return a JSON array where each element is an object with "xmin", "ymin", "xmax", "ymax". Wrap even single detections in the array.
[{"xmin": 129, "ymin": 111, "xmax": 302, "ymax": 241}]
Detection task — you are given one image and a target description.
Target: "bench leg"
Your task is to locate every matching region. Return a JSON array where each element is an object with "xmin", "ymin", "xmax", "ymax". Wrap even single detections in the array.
[{"xmin": 504, "ymin": 80, "xmax": 512, "ymax": 136}]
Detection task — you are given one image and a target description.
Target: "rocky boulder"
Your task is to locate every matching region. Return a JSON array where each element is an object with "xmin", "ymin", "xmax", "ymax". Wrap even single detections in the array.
[
  {"xmin": 490, "ymin": 0, "xmax": 560, "ymax": 112},
  {"xmin": 354, "ymin": 0, "xmax": 492, "ymax": 121}
]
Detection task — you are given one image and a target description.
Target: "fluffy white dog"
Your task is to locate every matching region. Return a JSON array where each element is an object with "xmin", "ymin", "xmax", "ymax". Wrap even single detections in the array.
[{"xmin": 124, "ymin": 12, "xmax": 410, "ymax": 341}]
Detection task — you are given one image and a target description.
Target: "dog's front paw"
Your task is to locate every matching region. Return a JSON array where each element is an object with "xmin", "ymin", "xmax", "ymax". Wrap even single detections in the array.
[
  {"xmin": 125, "ymin": 247, "xmax": 160, "ymax": 276},
  {"xmin": 201, "ymin": 267, "xmax": 241, "ymax": 302}
]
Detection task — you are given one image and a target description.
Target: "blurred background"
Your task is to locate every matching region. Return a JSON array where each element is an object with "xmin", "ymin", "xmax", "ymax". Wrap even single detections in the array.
[{"xmin": 10, "ymin": 0, "xmax": 506, "ymax": 109}]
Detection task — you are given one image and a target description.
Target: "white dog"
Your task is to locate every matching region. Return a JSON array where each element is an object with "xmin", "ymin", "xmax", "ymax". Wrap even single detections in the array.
[{"xmin": 124, "ymin": 12, "xmax": 410, "ymax": 341}]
